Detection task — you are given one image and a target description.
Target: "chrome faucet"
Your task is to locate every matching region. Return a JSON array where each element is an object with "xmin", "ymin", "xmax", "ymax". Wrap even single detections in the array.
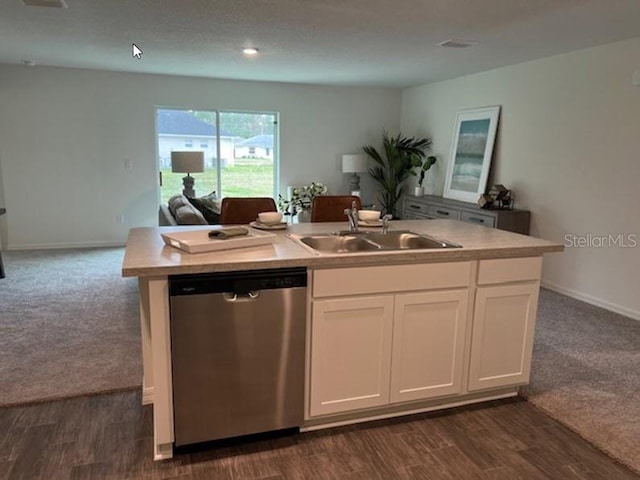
[
  {"xmin": 344, "ymin": 200, "xmax": 359, "ymax": 232},
  {"xmin": 381, "ymin": 214, "xmax": 393, "ymax": 234}
]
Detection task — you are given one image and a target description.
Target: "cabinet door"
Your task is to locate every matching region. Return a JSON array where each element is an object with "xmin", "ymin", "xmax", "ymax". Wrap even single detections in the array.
[
  {"xmin": 468, "ymin": 283, "xmax": 540, "ymax": 391},
  {"xmin": 310, "ymin": 296, "xmax": 394, "ymax": 416},
  {"xmin": 390, "ymin": 290, "xmax": 469, "ymax": 403}
]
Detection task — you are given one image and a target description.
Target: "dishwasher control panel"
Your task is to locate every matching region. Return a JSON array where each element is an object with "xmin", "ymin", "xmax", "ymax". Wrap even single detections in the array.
[{"xmin": 169, "ymin": 267, "xmax": 307, "ymax": 295}]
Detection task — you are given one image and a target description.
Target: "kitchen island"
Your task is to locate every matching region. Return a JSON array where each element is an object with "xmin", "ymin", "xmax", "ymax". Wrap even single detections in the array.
[{"xmin": 122, "ymin": 219, "xmax": 563, "ymax": 460}]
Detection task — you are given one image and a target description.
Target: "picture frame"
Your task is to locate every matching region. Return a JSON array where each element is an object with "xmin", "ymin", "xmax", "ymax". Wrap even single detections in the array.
[{"xmin": 443, "ymin": 106, "xmax": 501, "ymax": 203}]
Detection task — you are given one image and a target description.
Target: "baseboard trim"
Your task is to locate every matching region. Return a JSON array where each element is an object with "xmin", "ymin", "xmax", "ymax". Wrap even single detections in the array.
[
  {"xmin": 7, "ymin": 240, "xmax": 125, "ymax": 250},
  {"xmin": 541, "ymin": 281, "xmax": 640, "ymax": 321},
  {"xmin": 142, "ymin": 386, "xmax": 154, "ymax": 406},
  {"xmin": 301, "ymin": 389, "xmax": 519, "ymax": 432}
]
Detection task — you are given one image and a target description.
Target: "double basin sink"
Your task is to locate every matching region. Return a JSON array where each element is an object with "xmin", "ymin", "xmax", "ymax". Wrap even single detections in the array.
[{"xmin": 295, "ymin": 230, "xmax": 461, "ymax": 254}]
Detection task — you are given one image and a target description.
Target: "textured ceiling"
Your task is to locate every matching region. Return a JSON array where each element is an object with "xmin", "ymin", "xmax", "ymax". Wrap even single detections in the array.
[{"xmin": 2, "ymin": 0, "xmax": 640, "ymax": 87}]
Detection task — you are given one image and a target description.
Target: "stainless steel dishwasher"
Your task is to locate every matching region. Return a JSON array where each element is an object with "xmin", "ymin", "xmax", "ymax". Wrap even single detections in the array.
[{"xmin": 169, "ymin": 267, "xmax": 307, "ymax": 447}]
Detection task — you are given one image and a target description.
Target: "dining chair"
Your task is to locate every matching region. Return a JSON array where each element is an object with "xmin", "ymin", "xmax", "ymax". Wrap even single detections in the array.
[
  {"xmin": 219, "ymin": 197, "xmax": 277, "ymax": 225},
  {"xmin": 310, "ymin": 195, "xmax": 362, "ymax": 222}
]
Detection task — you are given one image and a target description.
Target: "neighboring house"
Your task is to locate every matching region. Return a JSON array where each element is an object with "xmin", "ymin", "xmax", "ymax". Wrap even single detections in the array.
[
  {"xmin": 235, "ymin": 134, "xmax": 274, "ymax": 160},
  {"xmin": 157, "ymin": 109, "xmax": 235, "ymax": 168}
]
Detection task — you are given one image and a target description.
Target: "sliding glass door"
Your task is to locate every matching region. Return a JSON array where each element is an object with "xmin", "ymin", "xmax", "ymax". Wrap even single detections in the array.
[{"xmin": 156, "ymin": 108, "xmax": 278, "ymax": 203}]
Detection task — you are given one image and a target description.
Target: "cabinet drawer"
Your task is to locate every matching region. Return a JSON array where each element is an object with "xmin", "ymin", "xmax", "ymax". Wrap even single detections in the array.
[
  {"xmin": 460, "ymin": 211, "xmax": 496, "ymax": 228},
  {"xmin": 477, "ymin": 257, "xmax": 542, "ymax": 285},
  {"xmin": 428, "ymin": 205, "xmax": 460, "ymax": 220},
  {"xmin": 313, "ymin": 262, "xmax": 472, "ymax": 298},
  {"xmin": 404, "ymin": 211, "xmax": 432, "ymax": 220},
  {"xmin": 404, "ymin": 200, "xmax": 429, "ymax": 215}
]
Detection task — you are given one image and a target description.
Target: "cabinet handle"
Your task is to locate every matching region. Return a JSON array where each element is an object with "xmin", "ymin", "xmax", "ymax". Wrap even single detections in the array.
[
  {"xmin": 409, "ymin": 204, "xmax": 420, "ymax": 209},
  {"xmin": 436, "ymin": 210, "xmax": 450, "ymax": 216},
  {"xmin": 468, "ymin": 217, "xmax": 485, "ymax": 223}
]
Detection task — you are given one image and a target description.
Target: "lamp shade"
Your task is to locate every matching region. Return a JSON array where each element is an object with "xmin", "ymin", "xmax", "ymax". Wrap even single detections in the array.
[
  {"xmin": 171, "ymin": 151, "xmax": 204, "ymax": 173},
  {"xmin": 341, "ymin": 154, "xmax": 368, "ymax": 173}
]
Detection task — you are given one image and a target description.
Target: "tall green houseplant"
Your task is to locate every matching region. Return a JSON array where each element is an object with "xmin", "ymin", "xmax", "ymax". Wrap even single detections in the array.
[{"xmin": 363, "ymin": 132, "xmax": 432, "ymax": 216}]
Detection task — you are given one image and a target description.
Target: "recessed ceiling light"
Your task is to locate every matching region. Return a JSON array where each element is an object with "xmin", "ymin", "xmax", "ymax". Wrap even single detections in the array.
[
  {"xmin": 437, "ymin": 39, "xmax": 479, "ymax": 48},
  {"xmin": 242, "ymin": 47, "xmax": 259, "ymax": 56},
  {"xmin": 22, "ymin": 0, "xmax": 68, "ymax": 7}
]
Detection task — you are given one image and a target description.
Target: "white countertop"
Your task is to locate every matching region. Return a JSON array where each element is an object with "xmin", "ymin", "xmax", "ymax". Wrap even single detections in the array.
[{"xmin": 122, "ymin": 219, "xmax": 563, "ymax": 277}]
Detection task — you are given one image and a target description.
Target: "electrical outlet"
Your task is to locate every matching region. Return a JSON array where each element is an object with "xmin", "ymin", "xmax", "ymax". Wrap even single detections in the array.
[
  {"xmin": 633, "ymin": 69, "xmax": 640, "ymax": 87},
  {"xmin": 124, "ymin": 158, "xmax": 132, "ymax": 170},
  {"xmin": 116, "ymin": 214, "xmax": 125, "ymax": 224}
]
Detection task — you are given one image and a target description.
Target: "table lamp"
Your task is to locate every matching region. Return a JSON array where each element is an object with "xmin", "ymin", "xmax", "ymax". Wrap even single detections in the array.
[
  {"xmin": 341, "ymin": 154, "xmax": 368, "ymax": 197},
  {"xmin": 171, "ymin": 151, "xmax": 204, "ymax": 198}
]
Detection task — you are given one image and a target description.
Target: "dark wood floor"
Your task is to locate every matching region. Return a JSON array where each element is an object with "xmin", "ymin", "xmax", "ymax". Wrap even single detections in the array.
[{"xmin": 0, "ymin": 391, "xmax": 637, "ymax": 480}]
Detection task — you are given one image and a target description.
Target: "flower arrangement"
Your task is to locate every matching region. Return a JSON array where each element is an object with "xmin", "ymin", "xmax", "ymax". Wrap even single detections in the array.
[{"xmin": 278, "ymin": 182, "xmax": 328, "ymax": 216}]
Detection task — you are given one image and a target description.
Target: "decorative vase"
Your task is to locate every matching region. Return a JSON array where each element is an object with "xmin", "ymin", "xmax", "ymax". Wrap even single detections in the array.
[
  {"xmin": 297, "ymin": 208, "xmax": 311, "ymax": 223},
  {"xmin": 414, "ymin": 186, "xmax": 424, "ymax": 197}
]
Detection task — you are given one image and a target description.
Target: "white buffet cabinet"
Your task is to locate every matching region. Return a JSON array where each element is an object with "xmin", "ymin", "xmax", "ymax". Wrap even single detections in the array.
[{"xmin": 305, "ymin": 256, "xmax": 542, "ymax": 426}]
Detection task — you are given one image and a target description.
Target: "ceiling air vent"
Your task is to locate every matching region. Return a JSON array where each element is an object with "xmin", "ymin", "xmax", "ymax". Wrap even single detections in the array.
[
  {"xmin": 437, "ymin": 39, "xmax": 478, "ymax": 48},
  {"xmin": 22, "ymin": 0, "xmax": 68, "ymax": 7}
]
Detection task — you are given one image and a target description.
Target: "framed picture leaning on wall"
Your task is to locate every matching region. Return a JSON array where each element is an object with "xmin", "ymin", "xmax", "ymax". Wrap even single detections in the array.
[{"xmin": 443, "ymin": 106, "xmax": 501, "ymax": 203}]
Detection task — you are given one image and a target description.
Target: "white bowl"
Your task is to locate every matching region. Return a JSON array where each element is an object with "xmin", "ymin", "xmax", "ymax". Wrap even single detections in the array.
[
  {"xmin": 358, "ymin": 210, "xmax": 381, "ymax": 222},
  {"xmin": 258, "ymin": 211, "xmax": 283, "ymax": 224}
]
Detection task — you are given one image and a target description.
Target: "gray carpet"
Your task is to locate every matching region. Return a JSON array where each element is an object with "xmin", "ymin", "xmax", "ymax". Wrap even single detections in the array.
[
  {"xmin": 522, "ymin": 288, "xmax": 640, "ymax": 474},
  {"xmin": 0, "ymin": 247, "xmax": 141, "ymax": 406}
]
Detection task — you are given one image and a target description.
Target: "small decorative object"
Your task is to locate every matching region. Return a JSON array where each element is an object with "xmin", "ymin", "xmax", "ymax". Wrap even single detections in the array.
[
  {"xmin": 357, "ymin": 210, "xmax": 381, "ymax": 222},
  {"xmin": 257, "ymin": 211, "xmax": 283, "ymax": 225},
  {"xmin": 477, "ymin": 194, "xmax": 493, "ymax": 209},
  {"xmin": 171, "ymin": 151, "xmax": 205, "ymax": 198},
  {"xmin": 500, "ymin": 190, "xmax": 513, "ymax": 210},
  {"xmin": 363, "ymin": 132, "xmax": 432, "ymax": 216},
  {"xmin": 277, "ymin": 182, "xmax": 328, "ymax": 221},
  {"xmin": 489, "ymin": 184, "xmax": 508, "ymax": 201},
  {"xmin": 413, "ymin": 155, "xmax": 437, "ymax": 196},
  {"xmin": 341, "ymin": 154, "xmax": 368, "ymax": 197},
  {"xmin": 485, "ymin": 184, "xmax": 514, "ymax": 210},
  {"xmin": 443, "ymin": 106, "xmax": 501, "ymax": 203}
]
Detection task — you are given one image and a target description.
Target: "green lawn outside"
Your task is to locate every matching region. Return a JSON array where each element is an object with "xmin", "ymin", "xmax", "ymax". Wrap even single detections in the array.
[{"xmin": 160, "ymin": 160, "xmax": 274, "ymax": 204}]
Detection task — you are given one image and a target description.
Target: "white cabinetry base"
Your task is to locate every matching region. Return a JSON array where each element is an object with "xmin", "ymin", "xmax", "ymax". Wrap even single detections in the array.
[{"xmin": 302, "ymin": 387, "xmax": 519, "ymax": 431}]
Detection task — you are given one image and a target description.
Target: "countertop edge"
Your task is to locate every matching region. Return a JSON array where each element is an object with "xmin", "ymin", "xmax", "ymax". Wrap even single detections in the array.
[{"xmin": 122, "ymin": 244, "xmax": 564, "ymax": 277}]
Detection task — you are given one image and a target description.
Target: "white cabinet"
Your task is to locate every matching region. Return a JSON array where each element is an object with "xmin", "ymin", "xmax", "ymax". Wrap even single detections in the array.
[
  {"xmin": 468, "ymin": 282, "xmax": 540, "ymax": 391},
  {"xmin": 308, "ymin": 258, "xmax": 543, "ymax": 419},
  {"xmin": 309, "ymin": 262, "xmax": 472, "ymax": 418},
  {"xmin": 390, "ymin": 290, "xmax": 469, "ymax": 403},
  {"xmin": 309, "ymin": 296, "xmax": 394, "ymax": 417}
]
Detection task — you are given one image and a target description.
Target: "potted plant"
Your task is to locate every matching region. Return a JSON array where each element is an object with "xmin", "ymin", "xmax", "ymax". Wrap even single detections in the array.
[
  {"xmin": 363, "ymin": 132, "xmax": 432, "ymax": 217},
  {"xmin": 413, "ymin": 155, "xmax": 437, "ymax": 196},
  {"xmin": 277, "ymin": 182, "xmax": 328, "ymax": 222}
]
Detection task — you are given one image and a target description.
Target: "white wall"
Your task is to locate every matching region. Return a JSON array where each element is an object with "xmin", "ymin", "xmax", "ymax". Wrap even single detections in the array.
[
  {"xmin": 402, "ymin": 37, "xmax": 640, "ymax": 320},
  {"xmin": 0, "ymin": 65, "xmax": 401, "ymax": 248}
]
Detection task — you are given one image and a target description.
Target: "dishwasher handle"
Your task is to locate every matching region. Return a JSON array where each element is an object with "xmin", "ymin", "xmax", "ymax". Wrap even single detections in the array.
[{"xmin": 223, "ymin": 291, "xmax": 260, "ymax": 303}]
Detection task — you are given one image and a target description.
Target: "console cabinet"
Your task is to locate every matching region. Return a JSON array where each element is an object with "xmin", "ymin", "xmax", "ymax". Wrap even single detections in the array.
[{"xmin": 402, "ymin": 195, "xmax": 530, "ymax": 235}]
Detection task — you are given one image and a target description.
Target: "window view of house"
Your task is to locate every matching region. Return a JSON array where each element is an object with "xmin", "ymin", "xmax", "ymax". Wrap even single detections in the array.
[{"xmin": 156, "ymin": 109, "xmax": 277, "ymax": 203}]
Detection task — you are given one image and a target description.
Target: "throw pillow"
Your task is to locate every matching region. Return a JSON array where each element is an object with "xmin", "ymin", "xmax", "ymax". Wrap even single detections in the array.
[
  {"xmin": 168, "ymin": 195, "xmax": 190, "ymax": 218},
  {"xmin": 174, "ymin": 204, "xmax": 207, "ymax": 225},
  {"xmin": 187, "ymin": 191, "xmax": 220, "ymax": 224}
]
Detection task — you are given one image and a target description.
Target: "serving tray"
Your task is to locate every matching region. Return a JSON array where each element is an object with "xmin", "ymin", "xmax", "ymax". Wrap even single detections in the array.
[{"xmin": 161, "ymin": 228, "xmax": 276, "ymax": 254}]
